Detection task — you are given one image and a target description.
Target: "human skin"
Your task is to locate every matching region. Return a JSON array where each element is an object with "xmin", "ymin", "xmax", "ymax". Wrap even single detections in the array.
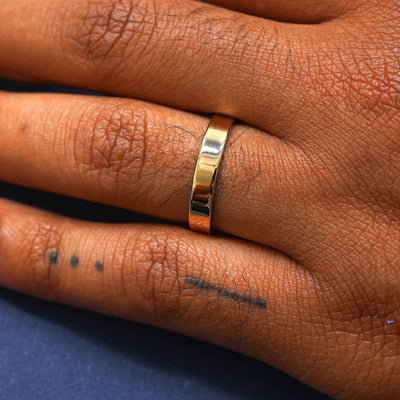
[{"xmin": 0, "ymin": 0, "xmax": 399, "ymax": 397}]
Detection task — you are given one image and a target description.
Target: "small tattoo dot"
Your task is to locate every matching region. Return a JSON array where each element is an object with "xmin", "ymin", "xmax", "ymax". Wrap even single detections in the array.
[
  {"xmin": 49, "ymin": 252, "xmax": 59, "ymax": 265},
  {"xmin": 70, "ymin": 255, "xmax": 79, "ymax": 268},
  {"xmin": 95, "ymin": 261, "xmax": 103, "ymax": 271}
]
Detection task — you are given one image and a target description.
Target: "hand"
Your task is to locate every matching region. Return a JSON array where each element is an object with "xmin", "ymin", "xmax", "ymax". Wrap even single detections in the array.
[{"xmin": 0, "ymin": 0, "xmax": 399, "ymax": 398}]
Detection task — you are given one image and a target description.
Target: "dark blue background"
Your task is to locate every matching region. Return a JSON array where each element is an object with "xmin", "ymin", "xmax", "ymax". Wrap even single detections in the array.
[{"xmin": 0, "ymin": 80, "xmax": 332, "ymax": 400}]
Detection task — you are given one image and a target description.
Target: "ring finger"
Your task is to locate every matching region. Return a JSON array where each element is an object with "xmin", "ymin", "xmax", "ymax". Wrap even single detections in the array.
[{"xmin": 0, "ymin": 91, "xmax": 310, "ymax": 254}]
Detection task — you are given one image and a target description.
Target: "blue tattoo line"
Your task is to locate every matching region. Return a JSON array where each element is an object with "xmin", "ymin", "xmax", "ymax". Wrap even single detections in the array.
[{"xmin": 186, "ymin": 277, "xmax": 266, "ymax": 309}]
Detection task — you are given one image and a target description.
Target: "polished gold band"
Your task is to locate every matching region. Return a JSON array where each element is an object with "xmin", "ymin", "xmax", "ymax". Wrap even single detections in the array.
[{"xmin": 189, "ymin": 114, "xmax": 235, "ymax": 234}]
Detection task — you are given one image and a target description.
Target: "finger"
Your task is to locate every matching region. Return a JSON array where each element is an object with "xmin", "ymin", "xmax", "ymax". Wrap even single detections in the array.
[
  {"xmin": 204, "ymin": 0, "xmax": 351, "ymax": 23},
  {"xmin": 0, "ymin": 91, "xmax": 310, "ymax": 254},
  {"xmin": 0, "ymin": 0, "xmax": 328, "ymax": 132},
  {"xmin": 0, "ymin": 198, "xmax": 327, "ymax": 393}
]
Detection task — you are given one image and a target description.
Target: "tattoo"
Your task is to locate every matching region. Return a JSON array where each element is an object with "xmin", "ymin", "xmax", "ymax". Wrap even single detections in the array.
[
  {"xmin": 70, "ymin": 255, "xmax": 79, "ymax": 268},
  {"xmin": 95, "ymin": 261, "xmax": 104, "ymax": 272},
  {"xmin": 49, "ymin": 252, "xmax": 59, "ymax": 265},
  {"xmin": 186, "ymin": 277, "xmax": 266, "ymax": 309},
  {"xmin": 48, "ymin": 250, "xmax": 103, "ymax": 272}
]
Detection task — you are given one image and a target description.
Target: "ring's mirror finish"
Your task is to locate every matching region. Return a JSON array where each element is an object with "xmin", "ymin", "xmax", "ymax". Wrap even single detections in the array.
[{"xmin": 189, "ymin": 115, "xmax": 235, "ymax": 234}]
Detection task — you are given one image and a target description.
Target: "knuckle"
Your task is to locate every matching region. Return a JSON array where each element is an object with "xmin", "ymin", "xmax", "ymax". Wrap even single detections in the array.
[
  {"xmin": 74, "ymin": 101, "xmax": 150, "ymax": 199},
  {"xmin": 21, "ymin": 222, "xmax": 63, "ymax": 296},
  {"xmin": 126, "ymin": 231, "xmax": 242, "ymax": 328},
  {"xmin": 68, "ymin": 0, "xmax": 157, "ymax": 79},
  {"xmin": 131, "ymin": 231, "xmax": 194, "ymax": 321},
  {"xmin": 74, "ymin": 100, "xmax": 198, "ymax": 207}
]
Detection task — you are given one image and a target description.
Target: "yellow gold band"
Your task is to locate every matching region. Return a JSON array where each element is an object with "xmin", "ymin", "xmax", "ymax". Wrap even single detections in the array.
[{"xmin": 189, "ymin": 114, "xmax": 235, "ymax": 234}]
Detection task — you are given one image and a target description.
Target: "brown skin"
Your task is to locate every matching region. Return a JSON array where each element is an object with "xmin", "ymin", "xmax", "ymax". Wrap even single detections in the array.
[{"xmin": 0, "ymin": 0, "xmax": 400, "ymax": 398}]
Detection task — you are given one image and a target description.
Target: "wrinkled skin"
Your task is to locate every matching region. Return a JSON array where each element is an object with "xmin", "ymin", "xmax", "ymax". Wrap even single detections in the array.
[{"xmin": 0, "ymin": 0, "xmax": 400, "ymax": 398}]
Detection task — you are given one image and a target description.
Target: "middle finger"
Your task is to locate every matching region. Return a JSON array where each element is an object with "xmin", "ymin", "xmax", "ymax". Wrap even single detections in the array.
[{"xmin": 0, "ymin": 0, "xmax": 326, "ymax": 132}]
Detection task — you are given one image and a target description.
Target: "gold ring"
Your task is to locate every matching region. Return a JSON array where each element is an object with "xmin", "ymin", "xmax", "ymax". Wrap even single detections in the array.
[{"xmin": 189, "ymin": 114, "xmax": 235, "ymax": 234}]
